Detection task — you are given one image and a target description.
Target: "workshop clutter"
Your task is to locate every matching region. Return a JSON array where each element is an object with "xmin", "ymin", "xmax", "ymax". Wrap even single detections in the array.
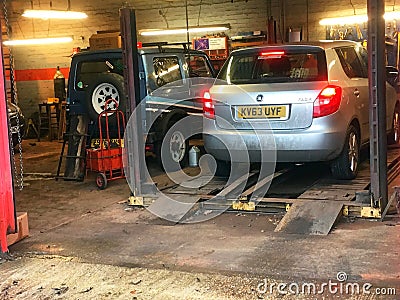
[
  {"xmin": 193, "ymin": 35, "xmax": 228, "ymax": 71},
  {"xmin": 85, "ymin": 99, "xmax": 125, "ymax": 189},
  {"xmin": 89, "ymin": 32, "xmax": 122, "ymax": 50}
]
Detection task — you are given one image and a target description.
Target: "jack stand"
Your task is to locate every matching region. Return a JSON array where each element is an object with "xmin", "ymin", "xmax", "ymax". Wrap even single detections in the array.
[{"xmin": 25, "ymin": 118, "xmax": 39, "ymax": 140}]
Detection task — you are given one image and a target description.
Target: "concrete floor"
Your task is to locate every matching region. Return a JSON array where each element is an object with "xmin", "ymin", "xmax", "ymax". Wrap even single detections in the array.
[{"xmin": 1, "ymin": 140, "xmax": 400, "ymax": 299}]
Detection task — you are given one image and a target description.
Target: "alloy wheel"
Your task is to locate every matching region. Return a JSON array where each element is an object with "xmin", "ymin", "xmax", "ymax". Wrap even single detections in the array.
[
  {"xmin": 169, "ymin": 131, "xmax": 186, "ymax": 163},
  {"xmin": 348, "ymin": 131, "xmax": 359, "ymax": 172}
]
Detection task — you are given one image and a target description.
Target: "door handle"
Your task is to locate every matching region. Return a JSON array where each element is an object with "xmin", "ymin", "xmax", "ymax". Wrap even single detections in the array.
[{"xmin": 353, "ymin": 89, "xmax": 360, "ymax": 97}]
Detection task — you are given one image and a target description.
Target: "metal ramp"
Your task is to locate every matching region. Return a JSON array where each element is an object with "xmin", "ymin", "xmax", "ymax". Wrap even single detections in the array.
[
  {"xmin": 274, "ymin": 201, "xmax": 343, "ymax": 235},
  {"xmin": 130, "ymin": 148, "xmax": 400, "ymax": 235}
]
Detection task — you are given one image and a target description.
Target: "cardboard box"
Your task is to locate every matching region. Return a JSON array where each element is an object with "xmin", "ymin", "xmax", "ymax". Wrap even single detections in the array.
[{"xmin": 89, "ymin": 32, "xmax": 122, "ymax": 50}]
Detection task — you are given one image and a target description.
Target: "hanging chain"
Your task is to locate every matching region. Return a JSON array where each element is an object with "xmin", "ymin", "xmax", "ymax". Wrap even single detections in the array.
[{"xmin": 3, "ymin": 0, "xmax": 24, "ymax": 191}]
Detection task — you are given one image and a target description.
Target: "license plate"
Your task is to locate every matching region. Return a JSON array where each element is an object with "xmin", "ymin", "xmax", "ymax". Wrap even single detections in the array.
[{"xmin": 236, "ymin": 105, "xmax": 288, "ymax": 119}]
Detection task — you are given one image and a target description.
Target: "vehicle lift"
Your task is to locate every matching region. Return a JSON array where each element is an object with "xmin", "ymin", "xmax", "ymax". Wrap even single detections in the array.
[{"xmin": 121, "ymin": 6, "xmax": 400, "ymax": 235}]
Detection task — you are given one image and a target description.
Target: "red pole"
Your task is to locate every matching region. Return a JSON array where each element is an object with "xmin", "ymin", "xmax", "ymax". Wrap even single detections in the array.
[{"xmin": 0, "ymin": 32, "xmax": 16, "ymax": 253}]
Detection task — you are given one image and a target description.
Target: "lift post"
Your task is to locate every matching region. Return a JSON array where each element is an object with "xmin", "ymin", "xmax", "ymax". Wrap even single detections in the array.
[
  {"xmin": 120, "ymin": 8, "xmax": 142, "ymax": 197},
  {"xmin": 120, "ymin": 8, "xmax": 154, "ymax": 198},
  {"xmin": 368, "ymin": 0, "xmax": 388, "ymax": 211},
  {"xmin": 0, "ymin": 32, "xmax": 17, "ymax": 253}
]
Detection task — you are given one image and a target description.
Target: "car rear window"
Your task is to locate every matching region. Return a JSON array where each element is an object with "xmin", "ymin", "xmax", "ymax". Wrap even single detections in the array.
[
  {"xmin": 217, "ymin": 49, "xmax": 327, "ymax": 84},
  {"xmin": 76, "ymin": 59, "xmax": 123, "ymax": 89}
]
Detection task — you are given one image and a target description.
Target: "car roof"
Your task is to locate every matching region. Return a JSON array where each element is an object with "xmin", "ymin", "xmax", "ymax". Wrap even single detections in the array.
[
  {"xmin": 231, "ymin": 40, "xmax": 360, "ymax": 55},
  {"xmin": 292, "ymin": 40, "xmax": 360, "ymax": 49}
]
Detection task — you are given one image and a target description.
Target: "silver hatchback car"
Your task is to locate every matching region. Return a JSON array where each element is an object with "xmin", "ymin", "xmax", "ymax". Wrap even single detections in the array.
[{"xmin": 203, "ymin": 40, "xmax": 400, "ymax": 179}]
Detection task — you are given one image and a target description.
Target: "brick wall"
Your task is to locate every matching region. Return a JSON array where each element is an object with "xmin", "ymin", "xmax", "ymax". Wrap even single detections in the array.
[{"xmin": 3, "ymin": 0, "xmax": 399, "ymax": 118}]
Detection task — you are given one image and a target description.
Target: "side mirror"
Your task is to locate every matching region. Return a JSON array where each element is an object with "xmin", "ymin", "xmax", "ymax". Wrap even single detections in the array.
[{"xmin": 386, "ymin": 66, "xmax": 398, "ymax": 79}]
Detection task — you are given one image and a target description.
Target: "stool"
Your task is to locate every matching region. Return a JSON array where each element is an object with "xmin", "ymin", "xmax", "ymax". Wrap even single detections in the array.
[{"xmin": 38, "ymin": 103, "xmax": 60, "ymax": 141}]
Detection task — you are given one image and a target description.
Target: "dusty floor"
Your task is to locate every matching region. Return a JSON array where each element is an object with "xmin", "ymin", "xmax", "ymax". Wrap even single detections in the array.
[{"xmin": 1, "ymin": 140, "xmax": 400, "ymax": 299}]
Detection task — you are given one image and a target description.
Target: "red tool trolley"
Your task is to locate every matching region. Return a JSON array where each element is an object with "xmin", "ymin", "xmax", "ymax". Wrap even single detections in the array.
[{"xmin": 86, "ymin": 99, "xmax": 126, "ymax": 189}]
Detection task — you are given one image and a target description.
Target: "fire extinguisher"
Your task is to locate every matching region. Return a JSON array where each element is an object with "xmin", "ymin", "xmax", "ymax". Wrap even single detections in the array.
[{"xmin": 53, "ymin": 66, "xmax": 66, "ymax": 101}]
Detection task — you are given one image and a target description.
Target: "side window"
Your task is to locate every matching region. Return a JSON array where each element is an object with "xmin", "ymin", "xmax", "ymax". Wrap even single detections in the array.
[
  {"xmin": 186, "ymin": 55, "xmax": 213, "ymax": 77},
  {"xmin": 152, "ymin": 56, "xmax": 182, "ymax": 88},
  {"xmin": 358, "ymin": 46, "xmax": 368, "ymax": 69},
  {"xmin": 335, "ymin": 47, "xmax": 366, "ymax": 78},
  {"xmin": 76, "ymin": 59, "xmax": 123, "ymax": 89}
]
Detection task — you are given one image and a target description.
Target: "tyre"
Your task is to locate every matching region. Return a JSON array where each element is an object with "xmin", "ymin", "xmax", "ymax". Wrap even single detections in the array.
[
  {"xmin": 96, "ymin": 173, "xmax": 108, "ymax": 190},
  {"xmin": 158, "ymin": 121, "xmax": 189, "ymax": 172},
  {"xmin": 330, "ymin": 125, "xmax": 360, "ymax": 180},
  {"xmin": 214, "ymin": 159, "xmax": 231, "ymax": 177},
  {"xmin": 388, "ymin": 105, "xmax": 400, "ymax": 145},
  {"xmin": 86, "ymin": 73, "xmax": 126, "ymax": 121}
]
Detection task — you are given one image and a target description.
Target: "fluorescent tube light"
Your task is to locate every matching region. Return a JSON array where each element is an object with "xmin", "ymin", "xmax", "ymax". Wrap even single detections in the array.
[
  {"xmin": 384, "ymin": 11, "xmax": 400, "ymax": 20},
  {"xmin": 3, "ymin": 37, "xmax": 73, "ymax": 46},
  {"xmin": 140, "ymin": 24, "xmax": 230, "ymax": 36},
  {"xmin": 319, "ymin": 15, "xmax": 368, "ymax": 26},
  {"xmin": 320, "ymin": 11, "xmax": 400, "ymax": 26},
  {"xmin": 22, "ymin": 9, "xmax": 88, "ymax": 20}
]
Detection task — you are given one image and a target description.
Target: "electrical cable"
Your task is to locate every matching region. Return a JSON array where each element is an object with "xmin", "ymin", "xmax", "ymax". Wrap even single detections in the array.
[
  {"xmin": 197, "ymin": 0, "xmax": 202, "ymax": 26},
  {"xmin": 349, "ymin": 0, "xmax": 356, "ymax": 15}
]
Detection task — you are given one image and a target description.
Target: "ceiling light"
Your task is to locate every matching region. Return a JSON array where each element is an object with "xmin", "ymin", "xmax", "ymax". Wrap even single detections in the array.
[
  {"xmin": 384, "ymin": 11, "xmax": 400, "ymax": 20},
  {"xmin": 22, "ymin": 9, "xmax": 88, "ymax": 20},
  {"xmin": 319, "ymin": 15, "xmax": 368, "ymax": 26},
  {"xmin": 3, "ymin": 37, "xmax": 73, "ymax": 46},
  {"xmin": 140, "ymin": 24, "xmax": 230, "ymax": 36},
  {"xmin": 320, "ymin": 11, "xmax": 400, "ymax": 26}
]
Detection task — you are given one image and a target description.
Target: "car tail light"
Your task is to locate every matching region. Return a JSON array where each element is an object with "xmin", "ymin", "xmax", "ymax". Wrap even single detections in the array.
[
  {"xmin": 313, "ymin": 85, "xmax": 342, "ymax": 118},
  {"xmin": 259, "ymin": 51, "xmax": 285, "ymax": 58},
  {"xmin": 203, "ymin": 91, "xmax": 215, "ymax": 119}
]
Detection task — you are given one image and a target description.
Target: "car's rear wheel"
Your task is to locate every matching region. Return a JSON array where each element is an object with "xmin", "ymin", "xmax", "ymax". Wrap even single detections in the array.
[
  {"xmin": 86, "ymin": 73, "xmax": 126, "ymax": 121},
  {"xmin": 157, "ymin": 120, "xmax": 189, "ymax": 172},
  {"xmin": 205, "ymin": 158, "xmax": 231, "ymax": 178},
  {"xmin": 215, "ymin": 159, "xmax": 231, "ymax": 177},
  {"xmin": 388, "ymin": 104, "xmax": 400, "ymax": 145},
  {"xmin": 330, "ymin": 124, "xmax": 360, "ymax": 180}
]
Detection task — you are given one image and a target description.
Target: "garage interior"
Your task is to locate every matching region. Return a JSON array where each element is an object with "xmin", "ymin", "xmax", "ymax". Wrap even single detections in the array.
[{"xmin": 1, "ymin": 0, "xmax": 400, "ymax": 299}]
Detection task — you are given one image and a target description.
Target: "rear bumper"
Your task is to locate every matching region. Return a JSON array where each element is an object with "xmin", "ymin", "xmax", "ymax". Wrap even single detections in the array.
[{"xmin": 203, "ymin": 117, "xmax": 347, "ymax": 163}]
